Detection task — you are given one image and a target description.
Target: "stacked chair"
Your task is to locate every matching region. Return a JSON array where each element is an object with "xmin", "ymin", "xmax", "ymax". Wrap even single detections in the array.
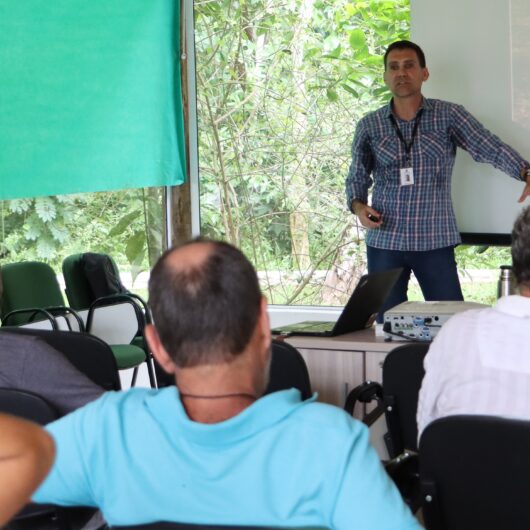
[
  {"xmin": 0, "ymin": 255, "xmax": 155, "ymax": 388},
  {"xmin": 0, "ymin": 262, "xmax": 83, "ymax": 330},
  {"xmin": 62, "ymin": 253, "xmax": 156, "ymax": 387}
]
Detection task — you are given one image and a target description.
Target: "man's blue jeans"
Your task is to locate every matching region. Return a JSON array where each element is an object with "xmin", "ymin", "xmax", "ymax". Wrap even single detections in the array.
[{"xmin": 366, "ymin": 245, "xmax": 464, "ymax": 323}]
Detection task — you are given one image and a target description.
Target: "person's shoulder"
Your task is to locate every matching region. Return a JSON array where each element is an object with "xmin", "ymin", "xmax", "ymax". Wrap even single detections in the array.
[
  {"xmin": 359, "ymin": 103, "xmax": 388, "ymax": 123},
  {"xmin": 53, "ymin": 387, "xmax": 156, "ymax": 423},
  {"xmin": 431, "ymin": 306, "xmax": 487, "ymax": 344},
  {"xmin": 289, "ymin": 399, "xmax": 367, "ymax": 438},
  {"xmin": 446, "ymin": 306, "xmax": 489, "ymax": 326},
  {"xmin": 425, "ymin": 97, "xmax": 459, "ymax": 108},
  {"xmin": 425, "ymin": 98, "xmax": 469, "ymax": 114},
  {"xmin": 46, "ymin": 388, "xmax": 160, "ymax": 447},
  {"xmin": 94, "ymin": 387, "xmax": 159, "ymax": 413},
  {"xmin": 430, "ymin": 98, "xmax": 475, "ymax": 121}
]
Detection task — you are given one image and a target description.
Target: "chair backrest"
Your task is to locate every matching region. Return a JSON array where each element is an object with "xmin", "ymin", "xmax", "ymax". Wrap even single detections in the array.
[
  {"xmin": 382, "ymin": 342, "xmax": 429, "ymax": 457},
  {"xmin": 0, "ymin": 262, "xmax": 65, "ymax": 323},
  {"xmin": 62, "ymin": 253, "xmax": 94, "ymax": 310},
  {"xmin": 0, "ymin": 387, "xmax": 59, "ymax": 424},
  {"xmin": 265, "ymin": 340, "xmax": 312, "ymax": 400},
  {"xmin": 63, "ymin": 252, "xmax": 125, "ymax": 310},
  {"xmin": 419, "ymin": 415, "xmax": 530, "ymax": 530},
  {"xmin": 1, "ymin": 328, "xmax": 121, "ymax": 391}
]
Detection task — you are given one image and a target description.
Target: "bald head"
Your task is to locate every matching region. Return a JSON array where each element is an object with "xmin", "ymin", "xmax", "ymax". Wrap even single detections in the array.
[{"xmin": 148, "ymin": 239, "xmax": 263, "ymax": 368}]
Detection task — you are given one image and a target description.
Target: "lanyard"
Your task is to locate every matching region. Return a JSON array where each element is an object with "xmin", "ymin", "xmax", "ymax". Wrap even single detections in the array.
[{"xmin": 390, "ymin": 109, "xmax": 423, "ymax": 164}]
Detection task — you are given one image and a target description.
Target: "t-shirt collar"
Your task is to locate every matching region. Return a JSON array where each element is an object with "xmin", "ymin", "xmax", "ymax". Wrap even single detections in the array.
[{"xmin": 145, "ymin": 387, "xmax": 317, "ymax": 446}]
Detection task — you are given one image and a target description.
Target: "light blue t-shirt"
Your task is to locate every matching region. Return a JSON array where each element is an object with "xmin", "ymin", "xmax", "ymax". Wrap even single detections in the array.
[{"xmin": 34, "ymin": 388, "xmax": 420, "ymax": 529}]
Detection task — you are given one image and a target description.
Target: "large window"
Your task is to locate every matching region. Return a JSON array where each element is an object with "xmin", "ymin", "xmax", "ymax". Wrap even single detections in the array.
[
  {"xmin": 194, "ymin": 0, "xmax": 511, "ymax": 307},
  {"xmin": 0, "ymin": 189, "xmax": 165, "ymax": 297},
  {"xmin": 195, "ymin": 0, "xmax": 410, "ymax": 306}
]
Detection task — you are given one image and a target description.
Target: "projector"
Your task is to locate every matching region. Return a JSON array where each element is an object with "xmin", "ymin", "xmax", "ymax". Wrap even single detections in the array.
[{"xmin": 383, "ymin": 301, "xmax": 489, "ymax": 342}]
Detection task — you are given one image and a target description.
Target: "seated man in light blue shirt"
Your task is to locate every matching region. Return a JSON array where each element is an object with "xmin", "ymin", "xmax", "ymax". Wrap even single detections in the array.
[{"xmin": 33, "ymin": 238, "xmax": 421, "ymax": 530}]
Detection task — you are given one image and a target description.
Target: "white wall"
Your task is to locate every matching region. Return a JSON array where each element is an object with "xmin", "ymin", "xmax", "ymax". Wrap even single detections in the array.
[{"xmin": 412, "ymin": 0, "xmax": 530, "ymax": 236}]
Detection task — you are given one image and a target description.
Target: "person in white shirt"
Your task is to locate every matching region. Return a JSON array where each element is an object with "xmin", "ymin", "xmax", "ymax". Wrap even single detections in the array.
[{"xmin": 417, "ymin": 205, "xmax": 530, "ymax": 438}]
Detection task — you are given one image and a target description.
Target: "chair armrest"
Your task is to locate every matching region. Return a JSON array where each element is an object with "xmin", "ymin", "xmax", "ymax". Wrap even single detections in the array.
[
  {"xmin": 420, "ymin": 477, "xmax": 442, "ymax": 529},
  {"xmin": 344, "ymin": 380, "xmax": 383, "ymax": 417},
  {"xmin": 384, "ymin": 451, "xmax": 421, "ymax": 512},
  {"xmin": 86, "ymin": 294, "xmax": 145, "ymax": 333},
  {"xmin": 2, "ymin": 308, "xmax": 58, "ymax": 330},
  {"xmin": 86, "ymin": 298, "xmax": 145, "ymax": 345},
  {"xmin": 43, "ymin": 306, "xmax": 85, "ymax": 332},
  {"xmin": 124, "ymin": 292, "xmax": 151, "ymax": 324}
]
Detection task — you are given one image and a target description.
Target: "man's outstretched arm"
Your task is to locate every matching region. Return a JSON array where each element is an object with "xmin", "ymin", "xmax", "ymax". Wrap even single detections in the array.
[
  {"xmin": 518, "ymin": 169, "xmax": 530, "ymax": 203},
  {"xmin": 0, "ymin": 414, "xmax": 55, "ymax": 526}
]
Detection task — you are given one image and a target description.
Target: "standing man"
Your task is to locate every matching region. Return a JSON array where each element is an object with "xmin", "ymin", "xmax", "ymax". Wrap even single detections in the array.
[{"xmin": 346, "ymin": 40, "xmax": 530, "ymax": 319}]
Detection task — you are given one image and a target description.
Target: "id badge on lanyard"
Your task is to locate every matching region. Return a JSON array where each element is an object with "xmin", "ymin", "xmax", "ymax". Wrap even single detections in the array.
[
  {"xmin": 391, "ymin": 110, "xmax": 422, "ymax": 187},
  {"xmin": 400, "ymin": 167, "xmax": 414, "ymax": 186}
]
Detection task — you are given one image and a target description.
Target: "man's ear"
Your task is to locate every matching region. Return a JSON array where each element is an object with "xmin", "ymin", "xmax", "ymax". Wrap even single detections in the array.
[
  {"xmin": 258, "ymin": 296, "xmax": 272, "ymax": 352},
  {"xmin": 423, "ymin": 67, "xmax": 430, "ymax": 82},
  {"xmin": 144, "ymin": 324, "xmax": 176, "ymax": 374}
]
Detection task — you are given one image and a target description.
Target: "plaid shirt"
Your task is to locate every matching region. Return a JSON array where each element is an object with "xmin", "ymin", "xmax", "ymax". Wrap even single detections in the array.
[{"xmin": 345, "ymin": 98, "xmax": 528, "ymax": 251}]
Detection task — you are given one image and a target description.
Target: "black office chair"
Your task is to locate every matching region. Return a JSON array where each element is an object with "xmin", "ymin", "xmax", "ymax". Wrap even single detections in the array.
[
  {"xmin": 343, "ymin": 342, "xmax": 429, "ymax": 511},
  {"xmin": 419, "ymin": 415, "xmax": 530, "ymax": 530},
  {"xmin": 265, "ymin": 340, "xmax": 312, "ymax": 399},
  {"xmin": 62, "ymin": 252, "xmax": 156, "ymax": 388},
  {"xmin": 0, "ymin": 327, "xmax": 121, "ymax": 391},
  {"xmin": 0, "ymin": 388, "xmax": 97, "ymax": 530},
  {"xmin": 0, "ymin": 387, "xmax": 58, "ymax": 424},
  {"xmin": 154, "ymin": 340, "xmax": 312, "ymax": 400},
  {"xmin": 344, "ymin": 342, "xmax": 428, "ymax": 456}
]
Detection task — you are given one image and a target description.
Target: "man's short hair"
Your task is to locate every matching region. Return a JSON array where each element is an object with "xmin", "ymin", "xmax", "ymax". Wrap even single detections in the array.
[
  {"xmin": 511, "ymin": 206, "xmax": 530, "ymax": 289},
  {"xmin": 148, "ymin": 238, "xmax": 262, "ymax": 368},
  {"xmin": 384, "ymin": 40, "xmax": 426, "ymax": 70}
]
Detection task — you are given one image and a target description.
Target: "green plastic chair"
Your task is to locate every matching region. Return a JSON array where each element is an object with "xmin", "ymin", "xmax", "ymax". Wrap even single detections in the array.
[
  {"xmin": 62, "ymin": 253, "xmax": 156, "ymax": 387},
  {"xmin": 0, "ymin": 260, "xmax": 149, "ymax": 386},
  {"xmin": 0, "ymin": 261, "xmax": 82, "ymax": 329}
]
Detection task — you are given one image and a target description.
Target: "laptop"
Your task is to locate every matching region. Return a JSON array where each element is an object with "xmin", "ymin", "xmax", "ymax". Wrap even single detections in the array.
[{"xmin": 271, "ymin": 268, "xmax": 402, "ymax": 337}]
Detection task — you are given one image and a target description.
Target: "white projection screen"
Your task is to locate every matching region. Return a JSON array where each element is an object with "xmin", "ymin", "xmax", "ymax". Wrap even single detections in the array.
[{"xmin": 411, "ymin": 0, "xmax": 530, "ymax": 244}]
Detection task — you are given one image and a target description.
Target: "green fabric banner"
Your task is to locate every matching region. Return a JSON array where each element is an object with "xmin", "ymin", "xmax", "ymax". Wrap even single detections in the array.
[{"xmin": 0, "ymin": 0, "xmax": 185, "ymax": 200}]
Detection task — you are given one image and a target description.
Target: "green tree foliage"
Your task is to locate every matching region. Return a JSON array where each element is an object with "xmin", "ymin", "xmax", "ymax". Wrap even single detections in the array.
[
  {"xmin": 196, "ymin": 0, "xmax": 410, "ymax": 304},
  {"xmin": 0, "ymin": 0, "xmax": 506, "ymax": 302},
  {"xmin": 0, "ymin": 188, "xmax": 164, "ymax": 281}
]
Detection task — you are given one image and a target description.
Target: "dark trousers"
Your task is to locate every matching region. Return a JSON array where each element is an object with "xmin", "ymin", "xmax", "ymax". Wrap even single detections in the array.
[{"xmin": 367, "ymin": 245, "xmax": 464, "ymax": 322}]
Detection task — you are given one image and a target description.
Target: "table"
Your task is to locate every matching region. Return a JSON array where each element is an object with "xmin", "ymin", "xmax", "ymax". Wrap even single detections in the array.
[{"xmin": 285, "ymin": 328, "xmax": 398, "ymax": 414}]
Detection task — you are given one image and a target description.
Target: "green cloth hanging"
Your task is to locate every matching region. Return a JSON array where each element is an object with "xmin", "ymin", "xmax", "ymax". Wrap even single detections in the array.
[{"xmin": 0, "ymin": 0, "xmax": 186, "ymax": 200}]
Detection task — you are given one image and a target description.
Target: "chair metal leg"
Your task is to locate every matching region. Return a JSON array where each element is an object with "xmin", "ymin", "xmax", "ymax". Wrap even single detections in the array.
[
  {"xmin": 146, "ymin": 355, "xmax": 158, "ymax": 389},
  {"xmin": 130, "ymin": 366, "xmax": 139, "ymax": 387}
]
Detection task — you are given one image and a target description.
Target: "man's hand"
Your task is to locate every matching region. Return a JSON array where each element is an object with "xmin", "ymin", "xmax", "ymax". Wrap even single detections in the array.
[
  {"xmin": 518, "ymin": 169, "xmax": 530, "ymax": 203},
  {"xmin": 352, "ymin": 200, "xmax": 383, "ymax": 228}
]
